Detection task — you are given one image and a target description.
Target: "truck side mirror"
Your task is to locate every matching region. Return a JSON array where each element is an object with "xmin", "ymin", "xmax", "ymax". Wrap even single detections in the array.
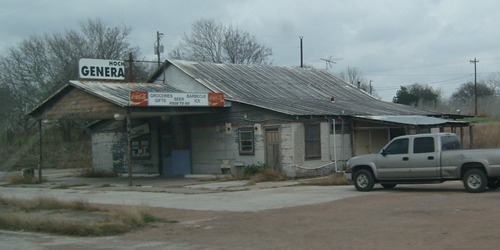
[{"xmin": 381, "ymin": 149, "xmax": 388, "ymax": 156}]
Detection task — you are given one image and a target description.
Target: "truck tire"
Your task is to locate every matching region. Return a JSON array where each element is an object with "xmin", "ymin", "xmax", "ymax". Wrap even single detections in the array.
[
  {"xmin": 463, "ymin": 169, "xmax": 487, "ymax": 193},
  {"xmin": 353, "ymin": 169, "xmax": 375, "ymax": 192}
]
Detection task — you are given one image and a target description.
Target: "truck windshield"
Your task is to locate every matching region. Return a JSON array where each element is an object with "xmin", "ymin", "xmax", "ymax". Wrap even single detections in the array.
[{"xmin": 441, "ymin": 135, "xmax": 461, "ymax": 151}]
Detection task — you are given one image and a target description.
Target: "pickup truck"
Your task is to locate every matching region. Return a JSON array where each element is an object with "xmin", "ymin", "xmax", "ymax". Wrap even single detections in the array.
[{"xmin": 345, "ymin": 133, "xmax": 500, "ymax": 193}]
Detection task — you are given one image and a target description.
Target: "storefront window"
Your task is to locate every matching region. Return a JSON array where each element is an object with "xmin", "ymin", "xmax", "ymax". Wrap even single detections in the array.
[
  {"xmin": 239, "ymin": 128, "xmax": 254, "ymax": 155},
  {"xmin": 305, "ymin": 123, "xmax": 321, "ymax": 159}
]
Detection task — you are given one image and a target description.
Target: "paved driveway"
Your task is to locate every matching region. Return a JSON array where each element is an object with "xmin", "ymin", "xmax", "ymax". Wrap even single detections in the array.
[{"xmin": 0, "ymin": 182, "xmax": 371, "ymax": 212}]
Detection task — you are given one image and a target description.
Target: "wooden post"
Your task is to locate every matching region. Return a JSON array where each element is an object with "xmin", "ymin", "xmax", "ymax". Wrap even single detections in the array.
[
  {"xmin": 469, "ymin": 125, "xmax": 474, "ymax": 149},
  {"xmin": 126, "ymin": 109, "xmax": 132, "ymax": 186},
  {"xmin": 38, "ymin": 119, "xmax": 42, "ymax": 182}
]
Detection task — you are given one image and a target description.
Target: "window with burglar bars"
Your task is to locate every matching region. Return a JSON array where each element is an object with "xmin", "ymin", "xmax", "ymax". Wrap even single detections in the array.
[
  {"xmin": 239, "ymin": 128, "xmax": 254, "ymax": 155},
  {"xmin": 305, "ymin": 123, "xmax": 321, "ymax": 159}
]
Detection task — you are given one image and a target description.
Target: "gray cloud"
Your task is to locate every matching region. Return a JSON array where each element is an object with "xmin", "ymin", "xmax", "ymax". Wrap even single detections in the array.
[{"xmin": 1, "ymin": 0, "xmax": 498, "ymax": 101}]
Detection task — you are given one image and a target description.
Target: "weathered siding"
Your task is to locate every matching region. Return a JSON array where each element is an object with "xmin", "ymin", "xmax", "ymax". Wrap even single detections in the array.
[
  {"xmin": 91, "ymin": 121, "xmax": 160, "ymax": 175},
  {"xmin": 288, "ymin": 122, "xmax": 328, "ymax": 177},
  {"xmin": 156, "ymin": 66, "xmax": 211, "ymax": 93},
  {"xmin": 190, "ymin": 124, "xmax": 266, "ymax": 174},
  {"xmin": 280, "ymin": 123, "xmax": 295, "ymax": 176},
  {"xmin": 43, "ymin": 88, "xmax": 123, "ymax": 120},
  {"xmin": 92, "ymin": 132, "xmax": 122, "ymax": 172}
]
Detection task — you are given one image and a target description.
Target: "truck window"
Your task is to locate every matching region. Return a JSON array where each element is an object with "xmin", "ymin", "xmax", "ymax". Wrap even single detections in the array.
[
  {"xmin": 384, "ymin": 138, "xmax": 409, "ymax": 155},
  {"xmin": 441, "ymin": 135, "xmax": 461, "ymax": 151},
  {"xmin": 413, "ymin": 137, "xmax": 435, "ymax": 153}
]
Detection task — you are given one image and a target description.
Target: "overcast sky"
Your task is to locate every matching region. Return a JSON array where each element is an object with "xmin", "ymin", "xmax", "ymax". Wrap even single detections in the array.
[{"xmin": 1, "ymin": 0, "xmax": 499, "ymax": 101}]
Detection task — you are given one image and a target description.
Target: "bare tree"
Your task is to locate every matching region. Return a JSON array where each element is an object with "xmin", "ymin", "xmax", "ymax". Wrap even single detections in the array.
[
  {"xmin": 169, "ymin": 19, "xmax": 272, "ymax": 65},
  {"xmin": 340, "ymin": 66, "xmax": 364, "ymax": 87},
  {"xmin": 485, "ymin": 72, "xmax": 500, "ymax": 93},
  {"xmin": 339, "ymin": 66, "xmax": 378, "ymax": 96},
  {"xmin": 450, "ymin": 81, "xmax": 495, "ymax": 104},
  {"xmin": 0, "ymin": 18, "xmax": 147, "ymax": 138}
]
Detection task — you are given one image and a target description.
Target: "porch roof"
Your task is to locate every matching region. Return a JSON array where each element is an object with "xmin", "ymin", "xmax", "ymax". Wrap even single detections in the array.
[{"xmin": 356, "ymin": 115, "xmax": 470, "ymax": 126}]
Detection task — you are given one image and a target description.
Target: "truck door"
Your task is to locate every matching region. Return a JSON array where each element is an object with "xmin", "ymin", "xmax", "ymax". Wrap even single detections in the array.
[
  {"xmin": 376, "ymin": 138, "xmax": 411, "ymax": 179},
  {"xmin": 410, "ymin": 136, "xmax": 440, "ymax": 179}
]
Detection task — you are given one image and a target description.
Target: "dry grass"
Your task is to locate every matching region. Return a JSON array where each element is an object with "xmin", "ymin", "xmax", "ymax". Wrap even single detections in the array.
[
  {"xmin": 249, "ymin": 168, "xmax": 289, "ymax": 183},
  {"xmin": 471, "ymin": 122, "xmax": 500, "ymax": 148},
  {"xmin": 78, "ymin": 168, "xmax": 118, "ymax": 178},
  {"xmin": 8, "ymin": 175, "xmax": 41, "ymax": 185},
  {"xmin": 52, "ymin": 183, "xmax": 89, "ymax": 189},
  {"xmin": 0, "ymin": 196, "xmax": 158, "ymax": 236},
  {"xmin": 450, "ymin": 122, "xmax": 500, "ymax": 149},
  {"xmin": 300, "ymin": 173, "xmax": 351, "ymax": 186}
]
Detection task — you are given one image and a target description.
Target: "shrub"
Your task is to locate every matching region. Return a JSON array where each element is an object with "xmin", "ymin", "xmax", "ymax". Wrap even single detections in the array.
[{"xmin": 243, "ymin": 162, "xmax": 268, "ymax": 176}]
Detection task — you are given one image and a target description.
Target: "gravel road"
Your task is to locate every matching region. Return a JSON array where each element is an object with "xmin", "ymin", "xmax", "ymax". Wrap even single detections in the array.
[{"xmin": 1, "ymin": 173, "xmax": 499, "ymax": 249}]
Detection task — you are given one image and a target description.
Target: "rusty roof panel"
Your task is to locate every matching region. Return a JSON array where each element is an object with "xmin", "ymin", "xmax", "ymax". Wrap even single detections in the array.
[
  {"xmin": 69, "ymin": 81, "xmax": 182, "ymax": 107},
  {"xmin": 167, "ymin": 60, "xmax": 435, "ymax": 116}
]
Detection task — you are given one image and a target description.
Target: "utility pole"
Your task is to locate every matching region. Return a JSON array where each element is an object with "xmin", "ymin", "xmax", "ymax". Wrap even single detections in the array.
[
  {"xmin": 369, "ymin": 80, "xmax": 373, "ymax": 95},
  {"xmin": 155, "ymin": 31, "xmax": 164, "ymax": 68},
  {"xmin": 128, "ymin": 52, "xmax": 134, "ymax": 82},
  {"xmin": 299, "ymin": 36, "xmax": 303, "ymax": 68},
  {"xmin": 470, "ymin": 58, "xmax": 479, "ymax": 116}
]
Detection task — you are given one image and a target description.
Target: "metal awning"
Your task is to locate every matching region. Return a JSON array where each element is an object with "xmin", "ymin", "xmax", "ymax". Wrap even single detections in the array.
[{"xmin": 355, "ymin": 115, "xmax": 470, "ymax": 126}]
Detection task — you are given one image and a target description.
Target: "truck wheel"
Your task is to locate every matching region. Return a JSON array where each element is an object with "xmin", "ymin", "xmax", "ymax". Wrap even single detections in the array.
[
  {"xmin": 381, "ymin": 183, "xmax": 397, "ymax": 189},
  {"xmin": 463, "ymin": 169, "xmax": 487, "ymax": 193},
  {"xmin": 353, "ymin": 169, "xmax": 375, "ymax": 192}
]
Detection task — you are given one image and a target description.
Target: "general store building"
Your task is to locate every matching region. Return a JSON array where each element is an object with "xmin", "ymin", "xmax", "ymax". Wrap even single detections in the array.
[{"xmin": 29, "ymin": 59, "xmax": 470, "ymax": 177}]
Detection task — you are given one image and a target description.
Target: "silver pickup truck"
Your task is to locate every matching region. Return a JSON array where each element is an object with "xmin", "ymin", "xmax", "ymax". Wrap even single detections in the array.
[{"xmin": 345, "ymin": 133, "xmax": 500, "ymax": 193}]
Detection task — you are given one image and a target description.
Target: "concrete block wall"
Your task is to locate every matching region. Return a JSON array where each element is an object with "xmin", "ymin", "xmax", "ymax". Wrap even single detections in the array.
[{"xmin": 190, "ymin": 124, "xmax": 267, "ymax": 174}]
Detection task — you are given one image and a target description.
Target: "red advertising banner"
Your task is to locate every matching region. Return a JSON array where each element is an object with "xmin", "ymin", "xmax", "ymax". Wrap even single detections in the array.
[{"xmin": 130, "ymin": 91, "xmax": 224, "ymax": 107}]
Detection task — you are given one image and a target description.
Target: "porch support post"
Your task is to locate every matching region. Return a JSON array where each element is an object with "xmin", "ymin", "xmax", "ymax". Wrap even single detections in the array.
[
  {"xmin": 126, "ymin": 109, "xmax": 133, "ymax": 186},
  {"xmin": 469, "ymin": 125, "xmax": 474, "ymax": 149},
  {"xmin": 38, "ymin": 119, "xmax": 43, "ymax": 182}
]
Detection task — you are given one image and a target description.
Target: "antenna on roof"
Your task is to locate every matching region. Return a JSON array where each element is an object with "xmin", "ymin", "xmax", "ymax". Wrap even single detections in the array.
[{"xmin": 320, "ymin": 56, "xmax": 343, "ymax": 70}]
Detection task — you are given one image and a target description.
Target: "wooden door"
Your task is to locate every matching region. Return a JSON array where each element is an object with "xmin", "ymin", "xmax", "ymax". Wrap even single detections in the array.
[{"xmin": 265, "ymin": 129, "xmax": 281, "ymax": 171}]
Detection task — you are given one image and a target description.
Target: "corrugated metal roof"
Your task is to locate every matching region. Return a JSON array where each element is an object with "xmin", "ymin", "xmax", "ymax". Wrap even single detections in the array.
[
  {"xmin": 28, "ymin": 81, "xmax": 183, "ymax": 117},
  {"xmin": 69, "ymin": 80, "xmax": 182, "ymax": 107},
  {"xmin": 356, "ymin": 115, "xmax": 469, "ymax": 126},
  {"xmin": 165, "ymin": 60, "xmax": 435, "ymax": 116}
]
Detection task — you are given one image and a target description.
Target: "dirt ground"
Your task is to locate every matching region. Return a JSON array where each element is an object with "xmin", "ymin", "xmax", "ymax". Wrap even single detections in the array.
[
  {"xmin": 109, "ymin": 182, "xmax": 500, "ymax": 250},
  {"xmin": 2, "ymin": 171, "xmax": 500, "ymax": 249}
]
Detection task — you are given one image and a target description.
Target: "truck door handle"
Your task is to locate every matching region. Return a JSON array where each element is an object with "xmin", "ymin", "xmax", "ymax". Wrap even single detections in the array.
[
  {"xmin": 428, "ymin": 156, "xmax": 434, "ymax": 160},
  {"xmin": 403, "ymin": 157, "xmax": 409, "ymax": 161}
]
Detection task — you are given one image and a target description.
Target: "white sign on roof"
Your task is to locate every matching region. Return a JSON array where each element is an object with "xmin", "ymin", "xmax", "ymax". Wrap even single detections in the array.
[{"xmin": 79, "ymin": 58, "xmax": 125, "ymax": 80}]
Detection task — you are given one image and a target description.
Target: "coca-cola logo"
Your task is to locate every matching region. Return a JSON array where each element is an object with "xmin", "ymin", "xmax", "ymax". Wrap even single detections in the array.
[
  {"xmin": 130, "ymin": 91, "xmax": 148, "ymax": 106},
  {"xmin": 208, "ymin": 93, "xmax": 224, "ymax": 107}
]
